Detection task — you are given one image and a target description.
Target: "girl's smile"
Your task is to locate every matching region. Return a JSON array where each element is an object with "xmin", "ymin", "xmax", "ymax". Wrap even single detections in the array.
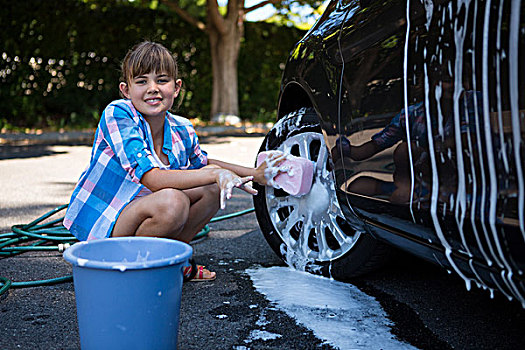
[
  {"xmin": 119, "ymin": 72, "xmax": 181, "ymax": 119},
  {"xmin": 145, "ymin": 97, "xmax": 162, "ymax": 105}
]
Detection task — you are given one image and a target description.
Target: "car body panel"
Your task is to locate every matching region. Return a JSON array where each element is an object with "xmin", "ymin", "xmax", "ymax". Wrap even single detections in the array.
[{"xmin": 276, "ymin": 0, "xmax": 525, "ymax": 304}]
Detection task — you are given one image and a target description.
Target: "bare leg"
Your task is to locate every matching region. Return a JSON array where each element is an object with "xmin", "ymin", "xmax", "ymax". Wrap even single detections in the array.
[
  {"xmin": 112, "ymin": 184, "xmax": 220, "ymax": 242},
  {"xmin": 175, "ymin": 184, "xmax": 221, "ymax": 243},
  {"xmin": 112, "ymin": 188, "xmax": 190, "ymax": 239}
]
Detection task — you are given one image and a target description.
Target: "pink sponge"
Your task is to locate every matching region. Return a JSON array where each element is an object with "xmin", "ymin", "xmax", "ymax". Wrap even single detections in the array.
[{"xmin": 256, "ymin": 151, "xmax": 314, "ymax": 196}]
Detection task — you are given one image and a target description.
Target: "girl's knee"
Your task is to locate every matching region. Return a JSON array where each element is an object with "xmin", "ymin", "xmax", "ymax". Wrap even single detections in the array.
[
  {"xmin": 153, "ymin": 189, "xmax": 190, "ymax": 228},
  {"xmin": 156, "ymin": 188, "xmax": 190, "ymax": 210}
]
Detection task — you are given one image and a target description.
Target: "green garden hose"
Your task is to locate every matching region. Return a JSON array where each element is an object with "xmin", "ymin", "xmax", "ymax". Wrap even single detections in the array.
[{"xmin": 0, "ymin": 205, "xmax": 255, "ymax": 297}]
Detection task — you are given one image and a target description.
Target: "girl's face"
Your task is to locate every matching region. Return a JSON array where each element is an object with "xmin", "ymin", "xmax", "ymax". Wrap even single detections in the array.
[{"xmin": 119, "ymin": 72, "xmax": 181, "ymax": 119}]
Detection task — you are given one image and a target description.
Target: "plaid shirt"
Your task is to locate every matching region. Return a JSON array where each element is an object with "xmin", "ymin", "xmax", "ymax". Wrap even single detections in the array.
[{"xmin": 64, "ymin": 99, "xmax": 208, "ymax": 241}]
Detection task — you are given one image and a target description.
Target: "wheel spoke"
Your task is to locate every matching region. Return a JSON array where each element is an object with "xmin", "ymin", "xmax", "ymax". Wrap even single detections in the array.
[
  {"xmin": 296, "ymin": 219, "xmax": 312, "ymax": 257},
  {"xmin": 316, "ymin": 144, "xmax": 327, "ymax": 172},
  {"xmin": 277, "ymin": 210, "xmax": 301, "ymax": 241},
  {"xmin": 281, "ymin": 143, "xmax": 292, "ymax": 154},
  {"xmin": 268, "ymin": 195, "xmax": 296, "ymax": 210},
  {"xmin": 315, "ymin": 223, "xmax": 330, "ymax": 258},
  {"xmin": 328, "ymin": 215, "xmax": 350, "ymax": 246},
  {"xmin": 269, "ymin": 209, "xmax": 283, "ymax": 225},
  {"xmin": 298, "ymin": 138, "xmax": 310, "ymax": 159},
  {"xmin": 328, "ymin": 193, "xmax": 343, "ymax": 214}
]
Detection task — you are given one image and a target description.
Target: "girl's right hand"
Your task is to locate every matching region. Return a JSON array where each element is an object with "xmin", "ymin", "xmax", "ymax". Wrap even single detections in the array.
[{"xmin": 214, "ymin": 169, "xmax": 257, "ymax": 209}]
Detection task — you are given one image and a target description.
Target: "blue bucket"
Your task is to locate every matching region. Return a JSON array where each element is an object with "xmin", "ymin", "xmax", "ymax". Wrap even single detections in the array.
[{"xmin": 63, "ymin": 237, "xmax": 192, "ymax": 350}]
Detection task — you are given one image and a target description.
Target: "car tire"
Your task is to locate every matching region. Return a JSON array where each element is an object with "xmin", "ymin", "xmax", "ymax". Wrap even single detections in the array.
[{"xmin": 253, "ymin": 107, "xmax": 391, "ymax": 280}]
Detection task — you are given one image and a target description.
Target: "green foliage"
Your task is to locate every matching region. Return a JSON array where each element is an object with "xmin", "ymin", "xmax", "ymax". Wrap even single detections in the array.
[
  {"xmin": 0, "ymin": 0, "xmax": 304, "ymax": 129},
  {"xmin": 267, "ymin": 0, "xmax": 326, "ymax": 29},
  {"xmin": 239, "ymin": 22, "xmax": 304, "ymax": 121}
]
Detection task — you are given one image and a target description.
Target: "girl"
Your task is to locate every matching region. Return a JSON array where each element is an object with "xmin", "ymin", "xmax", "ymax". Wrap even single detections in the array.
[{"xmin": 64, "ymin": 41, "xmax": 277, "ymax": 281}]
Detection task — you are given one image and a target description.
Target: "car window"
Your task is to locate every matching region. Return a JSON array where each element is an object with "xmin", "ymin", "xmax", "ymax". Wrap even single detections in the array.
[{"xmin": 338, "ymin": 0, "xmax": 405, "ymax": 118}]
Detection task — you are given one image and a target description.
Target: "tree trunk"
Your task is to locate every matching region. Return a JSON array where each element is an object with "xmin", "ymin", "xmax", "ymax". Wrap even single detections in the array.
[
  {"xmin": 208, "ymin": 18, "xmax": 243, "ymax": 119},
  {"xmin": 164, "ymin": 0, "xmax": 247, "ymax": 119}
]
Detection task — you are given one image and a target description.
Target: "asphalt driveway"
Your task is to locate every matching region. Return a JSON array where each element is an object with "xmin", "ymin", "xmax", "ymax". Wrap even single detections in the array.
[{"xmin": 1, "ymin": 135, "xmax": 525, "ymax": 349}]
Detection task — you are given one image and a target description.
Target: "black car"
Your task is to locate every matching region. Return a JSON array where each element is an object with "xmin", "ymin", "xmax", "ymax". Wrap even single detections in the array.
[{"xmin": 253, "ymin": 0, "xmax": 525, "ymax": 305}]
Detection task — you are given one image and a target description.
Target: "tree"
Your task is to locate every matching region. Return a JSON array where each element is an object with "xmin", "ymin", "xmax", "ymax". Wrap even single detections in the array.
[
  {"xmin": 0, "ymin": 0, "xmax": 307, "ymax": 129},
  {"xmin": 160, "ymin": 0, "xmax": 323, "ymax": 119}
]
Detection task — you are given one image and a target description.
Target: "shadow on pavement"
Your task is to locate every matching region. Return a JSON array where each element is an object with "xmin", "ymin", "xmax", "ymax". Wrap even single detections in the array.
[{"xmin": 0, "ymin": 145, "xmax": 69, "ymax": 160}]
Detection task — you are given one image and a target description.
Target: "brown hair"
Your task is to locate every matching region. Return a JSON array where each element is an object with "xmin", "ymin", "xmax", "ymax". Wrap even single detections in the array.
[{"xmin": 120, "ymin": 41, "xmax": 178, "ymax": 84}]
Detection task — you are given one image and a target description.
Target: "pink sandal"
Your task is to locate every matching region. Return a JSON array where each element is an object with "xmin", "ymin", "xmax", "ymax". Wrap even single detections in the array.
[{"xmin": 183, "ymin": 264, "xmax": 216, "ymax": 282}]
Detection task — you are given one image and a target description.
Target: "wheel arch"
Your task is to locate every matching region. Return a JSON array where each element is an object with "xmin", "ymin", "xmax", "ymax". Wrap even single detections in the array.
[{"xmin": 277, "ymin": 81, "xmax": 314, "ymax": 119}]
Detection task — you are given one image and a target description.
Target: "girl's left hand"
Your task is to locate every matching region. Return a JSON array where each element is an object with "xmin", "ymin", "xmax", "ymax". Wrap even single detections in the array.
[{"xmin": 215, "ymin": 169, "xmax": 257, "ymax": 209}]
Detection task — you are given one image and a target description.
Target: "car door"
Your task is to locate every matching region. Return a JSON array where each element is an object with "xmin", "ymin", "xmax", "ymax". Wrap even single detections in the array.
[
  {"xmin": 334, "ymin": 0, "xmax": 420, "ymax": 228},
  {"xmin": 335, "ymin": 0, "xmax": 525, "ymax": 296}
]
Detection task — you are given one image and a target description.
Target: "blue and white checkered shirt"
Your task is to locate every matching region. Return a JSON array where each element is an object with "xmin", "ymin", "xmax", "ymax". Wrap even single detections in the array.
[{"xmin": 64, "ymin": 99, "xmax": 208, "ymax": 241}]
